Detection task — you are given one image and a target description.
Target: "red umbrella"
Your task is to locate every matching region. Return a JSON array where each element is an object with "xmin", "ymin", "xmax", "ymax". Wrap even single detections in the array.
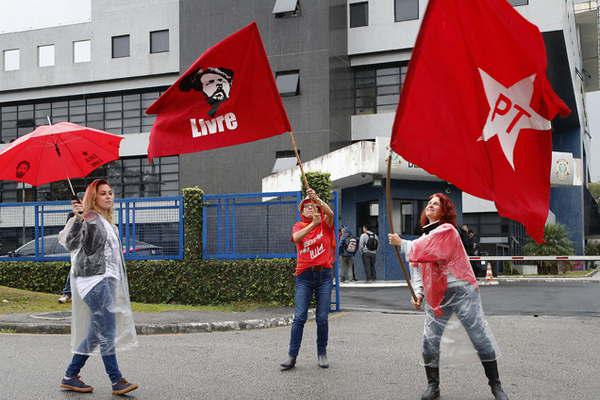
[{"xmin": 0, "ymin": 122, "xmax": 123, "ymax": 197}]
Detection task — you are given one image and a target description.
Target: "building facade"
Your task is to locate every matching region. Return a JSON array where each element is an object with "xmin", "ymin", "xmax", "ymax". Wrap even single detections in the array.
[{"xmin": 0, "ymin": 0, "xmax": 597, "ymax": 275}]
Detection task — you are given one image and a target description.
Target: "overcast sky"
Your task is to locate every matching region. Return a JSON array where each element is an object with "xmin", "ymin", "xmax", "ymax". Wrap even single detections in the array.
[{"xmin": 0, "ymin": 0, "xmax": 90, "ymax": 34}]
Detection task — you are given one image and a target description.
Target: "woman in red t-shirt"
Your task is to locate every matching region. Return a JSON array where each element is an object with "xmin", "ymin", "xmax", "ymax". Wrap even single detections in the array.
[{"xmin": 280, "ymin": 188, "xmax": 336, "ymax": 371}]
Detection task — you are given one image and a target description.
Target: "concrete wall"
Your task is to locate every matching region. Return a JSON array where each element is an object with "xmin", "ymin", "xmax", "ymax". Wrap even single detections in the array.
[
  {"xmin": 347, "ymin": 0, "xmax": 567, "ymax": 56},
  {"xmin": 179, "ymin": 0, "xmax": 350, "ymax": 193},
  {"xmin": 0, "ymin": 0, "xmax": 179, "ymax": 93}
]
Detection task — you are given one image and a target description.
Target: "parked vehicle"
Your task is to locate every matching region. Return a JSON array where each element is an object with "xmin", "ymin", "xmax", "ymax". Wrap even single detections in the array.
[{"xmin": 1, "ymin": 234, "xmax": 162, "ymax": 258}]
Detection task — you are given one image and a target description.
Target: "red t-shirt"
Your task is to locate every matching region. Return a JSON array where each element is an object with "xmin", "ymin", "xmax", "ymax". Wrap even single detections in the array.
[{"xmin": 292, "ymin": 220, "xmax": 336, "ymax": 276}]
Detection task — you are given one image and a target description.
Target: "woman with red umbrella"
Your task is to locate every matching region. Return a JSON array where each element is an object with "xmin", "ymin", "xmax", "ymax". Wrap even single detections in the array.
[{"xmin": 58, "ymin": 179, "xmax": 139, "ymax": 395}]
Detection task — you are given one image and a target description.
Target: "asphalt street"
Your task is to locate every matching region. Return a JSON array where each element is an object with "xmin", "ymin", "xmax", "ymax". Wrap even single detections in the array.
[
  {"xmin": 340, "ymin": 281, "xmax": 600, "ymax": 316},
  {"xmin": 2, "ymin": 311, "xmax": 599, "ymax": 399}
]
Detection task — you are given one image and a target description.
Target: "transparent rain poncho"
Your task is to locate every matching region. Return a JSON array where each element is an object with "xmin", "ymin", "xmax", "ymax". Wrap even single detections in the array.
[
  {"xmin": 59, "ymin": 212, "xmax": 137, "ymax": 356},
  {"xmin": 405, "ymin": 223, "xmax": 500, "ymax": 367}
]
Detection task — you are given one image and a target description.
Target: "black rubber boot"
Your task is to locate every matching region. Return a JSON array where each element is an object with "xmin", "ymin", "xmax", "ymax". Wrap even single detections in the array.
[
  {"xmin": 421, "ymin": 366, "xmax": 440, "ymax": 400},
  {"xmin": 482, "ymin": 360, "xmax": 509, "ymax": 400},
  {"xmin": 280, "ymin": 356, "xmax": 296, "ymax": 371}
]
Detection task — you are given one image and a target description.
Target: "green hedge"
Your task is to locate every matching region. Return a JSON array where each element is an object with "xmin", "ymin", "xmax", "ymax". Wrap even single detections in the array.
[
  {"xmin": 182, "ymin": 186, "xmax": 204, "ymax": 260},
  {"xmin": 0, "ymin": 259, "xmax": 296, "ymax": 306}
]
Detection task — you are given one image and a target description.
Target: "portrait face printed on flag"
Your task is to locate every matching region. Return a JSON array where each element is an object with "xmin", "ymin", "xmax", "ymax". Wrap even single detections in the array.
[
  {"xmin": 180, "ymin": 67, "xmax": 234, "ymax": 116},
  {"xmin": 15, "ymin": 160, "xmax": 30, "ymax": 179}
]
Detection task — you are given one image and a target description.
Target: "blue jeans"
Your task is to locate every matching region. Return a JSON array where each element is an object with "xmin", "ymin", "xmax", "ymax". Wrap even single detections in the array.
[
  {"xmin": 288, "ymin": 268, "xmax": 333, "ymax": 357},
  {"xmin": 65, "ymin": 278, "xmax": 122, "ymax": 383},
  {"xmin": 62, "ymin": 274, "xmax": 71, "ymax": 296},
  {"xmin": 422, "ymin": 283, "xmax": 496, "ymax": 367}
]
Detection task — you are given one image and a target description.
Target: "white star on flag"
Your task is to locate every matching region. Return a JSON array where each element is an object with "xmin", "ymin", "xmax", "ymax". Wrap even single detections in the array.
[{"xmin": 478, "ymin": 68, "xmax": 551, "ymax": 170}]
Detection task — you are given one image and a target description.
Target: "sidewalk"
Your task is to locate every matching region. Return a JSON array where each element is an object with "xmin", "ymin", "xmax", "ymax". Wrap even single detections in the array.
[
  {"xmin": 0, "ymin": 307, "xmax": 307, "ymax": 335},
  {"xmin": 339, "ymin": 268, "xmax": 600, "ymax": 288}
]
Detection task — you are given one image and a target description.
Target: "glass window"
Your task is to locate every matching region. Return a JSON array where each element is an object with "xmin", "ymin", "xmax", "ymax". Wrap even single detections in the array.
[
  {"xmin": 4, "ymin": 49, "xmax": 20, "ymax": 71},
  {"xmin": 273, "ymin": 0, "xmax": 300, "ymax": 17},
  {"xmin": 353, "ymin": 63, "xmax": 407, "ymax": 114},
  {"xmin": 508, "ymin": 0, "xmax": 528, "ymax": 5},
  {"xmin": 350, "ymin": 2, "xmax": 368, "ymax": 28},
  {"xmin": 112, "ymin": 35, "xmax": 130, "ymax": 58},
  {"xmin": 275, "ymin": 70, "xmax": 300, "ymax": 96},
  {"xmin": 38, "ymin": 44, "xmax": 55, "ymax": 67},
  {"xmin": 394, "ymin": 0, "xmax": 419, "ymax": 22},
  {"xmin": 150, "ymin": 30, "xmax": 169, "ymax": 53},
  {"xmin": 73, "ymin": 40, "xmax": 91, "ymax": 63}
]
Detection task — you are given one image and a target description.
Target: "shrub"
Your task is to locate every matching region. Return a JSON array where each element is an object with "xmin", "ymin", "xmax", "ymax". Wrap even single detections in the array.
[
  {"xmin": 301, "ymin": 171, "xmax": 332, "ymax": 203},
  {"xmin": 0, "ymin": 259, "xmax": 296, "ymax": 306},
  {"xmin": 523, "ymin": 224, "xmax": 575, "ymax": 274},
  {"xmin": 182, "ymin": 186, "xmax": 204, "ymax": 260}
]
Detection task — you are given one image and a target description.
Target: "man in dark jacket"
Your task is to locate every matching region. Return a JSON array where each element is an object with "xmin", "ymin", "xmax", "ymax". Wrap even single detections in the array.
[{"xmin": 339, "ymin": 226, "xmax": 358, "ymax": 282}]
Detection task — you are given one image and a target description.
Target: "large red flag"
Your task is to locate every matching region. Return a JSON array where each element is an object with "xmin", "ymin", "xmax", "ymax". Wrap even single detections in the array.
[
  {"xmin": 146, "ymin": 22, "xmax": 291, "ymax": 160},
  {"xmin": 391, "ymin": 0, "xmax": 571, "ymax": 243}
]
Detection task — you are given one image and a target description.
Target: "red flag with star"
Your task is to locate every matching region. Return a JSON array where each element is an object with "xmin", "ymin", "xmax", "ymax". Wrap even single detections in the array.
[
  {"xmin": 146, "ymin": 22, "xmax": 291, "ymax": 161},
  {"xmin": 391, "ymin": 0, "xmax": 570, "ymax": 243}
]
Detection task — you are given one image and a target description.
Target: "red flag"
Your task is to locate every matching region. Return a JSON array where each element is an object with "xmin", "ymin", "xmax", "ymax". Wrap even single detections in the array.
[
  {"xmin": 146, "ymin": 22, "xmax": 291, "ymax": 160},
  {"xmin": 391, "ymin": 0, "xmax": 570, "ymax": 243}
]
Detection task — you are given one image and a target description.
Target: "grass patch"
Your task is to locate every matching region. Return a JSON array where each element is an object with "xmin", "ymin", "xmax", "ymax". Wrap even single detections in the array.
[{"xmin": 0, "ymin": 286, "xmax": 281, "ymax": 315}]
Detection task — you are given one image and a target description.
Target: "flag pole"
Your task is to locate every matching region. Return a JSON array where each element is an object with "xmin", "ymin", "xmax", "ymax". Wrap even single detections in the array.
[
  {"xmin": 288, "ymin": 130, "xmax": 324, "ymax": 219},
  {"xmin": 386, "ymin": 150, "xmax": 417, "ymax": 301}
]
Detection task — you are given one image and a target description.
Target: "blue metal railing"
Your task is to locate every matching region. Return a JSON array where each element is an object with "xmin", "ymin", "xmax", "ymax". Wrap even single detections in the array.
[
  {"xmin": 202, "ymin": 191, "xmax": 340, "ymax": 311},
  {"xmin": 0, "ymin": 196, "xmax": 184, "ymax": 262}
]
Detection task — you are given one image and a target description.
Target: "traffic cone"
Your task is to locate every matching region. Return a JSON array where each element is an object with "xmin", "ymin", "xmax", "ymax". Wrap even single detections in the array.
[
  {"xmin": 480, "ymin": 262, "xmax": 499, "ymax": 285},
  {"xmin": 485, "ymin": 263, "xmax": 494, "ymax": 281}
]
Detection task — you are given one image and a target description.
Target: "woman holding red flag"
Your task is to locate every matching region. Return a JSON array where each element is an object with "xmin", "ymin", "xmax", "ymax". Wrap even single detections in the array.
[
  {"xmin": 280, "ymin": 188, "xmax": 336, "ymax": 371},
  {"xmin": 388, "ymin": 193, "xmax": 508, "ymax": 400}
]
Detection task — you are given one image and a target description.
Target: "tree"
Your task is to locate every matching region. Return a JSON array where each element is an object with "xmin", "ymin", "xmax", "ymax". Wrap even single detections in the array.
[
  {"xmin": 523, "ymin": 223, "xmax": 575, "ymax": 274},
  {"xmin": 589, "ymin": 182, "xmax": 600, "ymax": 204},
  {"xmin": 300, "ymin": 171, "xmax": 332, "ymax": 203}
]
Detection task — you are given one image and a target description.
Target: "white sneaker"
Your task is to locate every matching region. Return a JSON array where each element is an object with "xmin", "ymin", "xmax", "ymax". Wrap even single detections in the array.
[{"xmin": 58, "ymin": 295, "xmax": 71, "ymax": 304}]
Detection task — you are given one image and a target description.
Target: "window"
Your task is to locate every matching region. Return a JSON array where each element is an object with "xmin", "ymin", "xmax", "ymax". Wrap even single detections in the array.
[
  {"xmin": 38, "ymin": 45, "xmax": 55, "ymax": 67},
  {"xmin": 3, "ymin": 49, "xmax": 19, "ymax": 71},
  {"xmin": 0, "ymin": 87, "xmax": 166, "ymax": 143},
  {"xmin": 276, "ymin": 70, "xmax": 300, "ymax": 96},
  {"xmin": 272, "ymin": 0, "xmax": 300, "ymax": 17},
  {"xmin": 150, "ymin": 30, "xmax": 169, "ymax": 53},
  {"xmin": 73, "ymin": 40, "xmax": 91, "ymax": 63},
  {"xmin": 354, "ymin": 63, "xmax": 408, "ymax": 114},
  {"xmin": 394, "ymin": 0, "xmax": 419, "ymax": 22},
  {"xmin": 350, "ymin": 2, "xmax": 368, "ymax": 28},
  {"xmin": 112, "ymin": 35, "xmax": 130, "ymax": 58},
  {"xmin": 508, "ymin": 0, "xmax": 528, "ymax": 5}
]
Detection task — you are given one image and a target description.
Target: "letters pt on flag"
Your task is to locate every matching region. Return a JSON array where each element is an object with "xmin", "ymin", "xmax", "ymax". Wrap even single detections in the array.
[
  {"xmin": 390, "ymin": 0, "xmax": 570, "ymax": 243},
  {"xmin": 146, "ymin": 22, "xmax": 291, "ymax": 160}
]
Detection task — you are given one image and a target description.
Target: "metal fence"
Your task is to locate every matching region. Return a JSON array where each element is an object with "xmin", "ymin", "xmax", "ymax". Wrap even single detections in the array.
[
  {"xmin": 202, "ymin": 191, "xmax": 340, "ymax": 310},
  {"xmin": 0, "ymin": 196, "xmax": 184, "ymax": 261}
]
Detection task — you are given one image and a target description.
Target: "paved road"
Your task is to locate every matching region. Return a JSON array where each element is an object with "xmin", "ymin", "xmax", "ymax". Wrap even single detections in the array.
[
  {"xmin": 340, "ymin": 281, "xmax": 600, "ymax": 316},
  {"xmin": 2, "ymin": 312, "xmax": 599, "ymax": 399}
]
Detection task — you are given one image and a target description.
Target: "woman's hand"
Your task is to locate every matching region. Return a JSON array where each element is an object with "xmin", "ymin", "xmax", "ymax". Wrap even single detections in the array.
[
  {"xmin": 311, "ymin": 212, "xmax": 322, "ymax": 226},
  {"xmin": 388, "ymin": 233, "xmax": 402, "ymax": 246},
  {"xmin": 71, "ymin": 200, "xmax": 83, "ymax": 216},
  {"xmin": 306, "ymin": 188, "xmax": 320, "ymax": 203},
  {"xmin": 411, "ymin": 294, "xmax": 423, "ymax": 310}
]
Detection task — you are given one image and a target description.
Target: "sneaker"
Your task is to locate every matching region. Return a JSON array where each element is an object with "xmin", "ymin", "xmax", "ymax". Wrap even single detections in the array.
[
  {"xmin": 112, "ymin": 378, "xmax": 139, "ymax": 395},
  {"xmin": 58, "ymin": 295, "xmax": 71, "ymax": 304},
  {"xmin": 60, "ymin": 376, "xmax": 93, "ymax": 393}
]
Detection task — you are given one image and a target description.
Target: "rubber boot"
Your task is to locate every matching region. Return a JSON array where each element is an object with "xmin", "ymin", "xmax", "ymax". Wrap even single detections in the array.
[
  {"xmin": 421, "ymin": 366, "xmax": 440, "ymax": 400},
  {"xmin": 482, "ymin": 360, "xmax": 509, "ymax": 400}
]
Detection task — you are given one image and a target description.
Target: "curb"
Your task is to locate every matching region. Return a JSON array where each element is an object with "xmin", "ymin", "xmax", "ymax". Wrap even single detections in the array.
[{"xmin": 0, "ymin": 312, "xmax": 314, "ymax": 335}]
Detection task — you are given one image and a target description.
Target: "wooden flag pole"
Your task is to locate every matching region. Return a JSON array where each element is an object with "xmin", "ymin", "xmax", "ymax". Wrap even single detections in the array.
[
  {"xmin": 288, "ymin": 130, "xmax": 324, "ymax": 219},
  {"xmin": 386, "ymin": 150, "xmax": 417, "ymax": 301}
]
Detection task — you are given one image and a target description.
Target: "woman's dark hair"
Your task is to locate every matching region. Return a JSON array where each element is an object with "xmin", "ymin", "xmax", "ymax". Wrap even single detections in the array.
[{"xmin": 419, "ymin": 193, "xmax": 457, "ymax": 227}]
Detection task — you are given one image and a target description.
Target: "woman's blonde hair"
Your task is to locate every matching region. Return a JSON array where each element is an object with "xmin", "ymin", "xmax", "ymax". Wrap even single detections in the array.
[{"xmin": 82, "ymin": 179, "xmax": 114, "ymax": 224}]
